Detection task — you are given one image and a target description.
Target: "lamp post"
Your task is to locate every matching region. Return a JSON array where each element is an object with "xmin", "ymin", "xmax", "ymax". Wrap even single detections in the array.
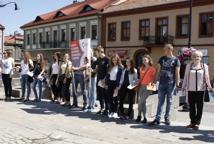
[
  {"xmin": 0, "ymin": 24, "xmax": 5, "ymax": 60},
  {"xmin": 0, "ymin": 2, "xmax": 19, "ymax": 10},
  {"xmin": 188, "ymin": 0, "xmax": 192, "ymax": 48}
]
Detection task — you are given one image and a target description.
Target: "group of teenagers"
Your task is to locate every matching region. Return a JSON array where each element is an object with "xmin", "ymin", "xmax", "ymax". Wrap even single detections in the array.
[{"xmin": 0, "ymin": 43, "xmax": 213, "ymax": 130}]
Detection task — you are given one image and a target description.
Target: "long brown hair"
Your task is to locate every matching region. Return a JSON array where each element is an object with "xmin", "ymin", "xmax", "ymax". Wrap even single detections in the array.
[
  {"xmin": 127, "ymin": 58, "xmax": 135, "ymax": 74},
  {"xmin": 109, "ymin": 54, "xmax": 123, "ymax": 72},
  {"xmin": 142, "ymin": 54, "xmax": 153, "ymax": 67},
  {"xmin": 5, "ymin": 50, "xmax": 12, "ymax": 58},
  {"xmin": 53, "ymin": 52, "xmax": 61, "ymax": 63},
  {"xmin": 23, "ymin": 50, "xmax": 31, "ymax": 64},
  {"xmin": 37, "ymin": 53, "xmax": 45, "ymax": 69}
]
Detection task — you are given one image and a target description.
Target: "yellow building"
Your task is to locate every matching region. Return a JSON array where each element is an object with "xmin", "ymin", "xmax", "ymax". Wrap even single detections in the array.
[{"xmin": 102, "ymin": 0, "xmax": 214, "ymax": 77}]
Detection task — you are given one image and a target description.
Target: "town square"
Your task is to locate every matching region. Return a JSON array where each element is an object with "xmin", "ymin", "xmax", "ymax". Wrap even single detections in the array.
[{"xmin": 0, "ymin": 0, "xmax": 214, "ymax": 143}]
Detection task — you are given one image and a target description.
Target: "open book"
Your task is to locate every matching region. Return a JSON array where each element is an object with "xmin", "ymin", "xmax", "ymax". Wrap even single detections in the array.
[{"xmin": 127, "ymin": 79, "xmax": 139, "ymax": 90}]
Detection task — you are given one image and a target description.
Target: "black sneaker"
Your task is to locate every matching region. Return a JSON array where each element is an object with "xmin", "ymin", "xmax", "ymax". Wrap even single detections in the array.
[
  {"xmin": 149, "ymin": 119, "xmax": 160, "ymax": 126},
  {"xmin": 120, "ymin": 115, "xmax": 126, "ymax": 120},
  {"xmin": 96, "ymin": 109, "xmax": 103, "ymax": 115},
  {"xmin": 142, "ymin": 118, "xmax": 147, "ymax": 124},
  {"xmin": 69, "ymin": 104, "xmax": 79, "ymax": 109},
  {"xmin": 102, "ymin": 110, "xmax": 109, "ymax": 116},
  {"xmin": 135, "ymin": 116, "xmax": 142, "ymax": 122},
  {"xmin": 82, "ymin": 106, "xmax": 87, "ymax": 111},
  {"xmin": 23, "ymin": 99, "xmax": 29, "ymax": 102},
  {"xmin": 165, "ymin": 119, "xmax": 171, "ymax": 126}
]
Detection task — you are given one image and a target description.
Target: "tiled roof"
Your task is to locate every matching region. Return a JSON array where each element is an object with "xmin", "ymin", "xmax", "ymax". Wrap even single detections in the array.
[
  {"xmin": 0, "ymin": 24, "xmax": 5, "ymax": 29},
  {"xmin": 21, "ymin": 0, "xmax": 116, "ymax": 29},
  {"xmin": 103, "ymin": 0, "xmax": 188, "ymax": 13},
  {"xmin": 4, "ymin": 34, "xmax": 24, "ymax": 44}
]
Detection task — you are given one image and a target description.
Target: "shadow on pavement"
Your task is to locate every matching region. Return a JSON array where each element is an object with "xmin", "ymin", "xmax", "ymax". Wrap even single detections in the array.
[
  {"xmin": 17, "ymin": 100, "xmax": 136, "ymax": 125},
  {"xmin": 130, "ymin": 123, "xmax": 214, "ymax": 143}
]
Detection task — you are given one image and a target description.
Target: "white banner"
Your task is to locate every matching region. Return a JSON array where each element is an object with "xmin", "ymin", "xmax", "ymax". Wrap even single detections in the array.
[
  {"xmin": 0, "ymin": 30, "xmax": 3, "ymax": 60},
  {"xmin": 70, "ymin": 38, "xmax": 91, "ymax": 67}
]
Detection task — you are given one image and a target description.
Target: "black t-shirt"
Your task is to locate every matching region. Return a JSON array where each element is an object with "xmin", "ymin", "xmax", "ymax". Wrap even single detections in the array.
[
  {"xmin": 33, "ymin": 63, "xmax": 42, "ymax": 77},
  {"xmin": 159, "ymin": 56, "xmax": 180, "ymax": 84},
  {"xmin": 91, "ymin": 58, "xmax": 97, "ymax": 78},
  {"xmin": 97, "ymin": 56, "xmax": 109, "ymax": 80}
]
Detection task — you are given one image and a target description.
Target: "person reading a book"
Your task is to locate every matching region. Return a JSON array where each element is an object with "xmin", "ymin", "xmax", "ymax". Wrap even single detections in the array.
[{"xmin": 118, "ymin": 58, "xmax": 138, "ymax": 119}]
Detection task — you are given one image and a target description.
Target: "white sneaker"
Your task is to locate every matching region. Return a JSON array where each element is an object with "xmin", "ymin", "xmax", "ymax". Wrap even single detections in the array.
[
  {"xmin": 108, "ymin": 112, "xmax": 114, "ymax": 118},
  {"xmin": 112, "ymin": 113, "xmax": 118, "ymax": 119}
]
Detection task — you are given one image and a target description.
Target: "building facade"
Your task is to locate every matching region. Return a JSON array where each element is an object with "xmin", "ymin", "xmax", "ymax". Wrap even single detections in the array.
[
  {"xmin": 4, "ymin": 33, "xmax": 23, "ymax": 63},
  {"xmin": 21, "ymin": 0, "xmax": 116, "ymax": 59},
  {"xmin": 102, "ymin": 0, "xmax": 214, "ymax": 77}
]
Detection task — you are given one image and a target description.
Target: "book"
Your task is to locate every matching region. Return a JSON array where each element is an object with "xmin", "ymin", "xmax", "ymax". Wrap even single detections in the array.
[{"xmin": 127, "ymin": 79, "xmax": 139, "ymax": 90}]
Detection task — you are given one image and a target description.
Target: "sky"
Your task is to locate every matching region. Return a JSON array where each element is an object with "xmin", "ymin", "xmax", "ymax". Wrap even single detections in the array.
[{"xmin": 0, "ymin": 0, "xmax": 82, "ymax": 36}]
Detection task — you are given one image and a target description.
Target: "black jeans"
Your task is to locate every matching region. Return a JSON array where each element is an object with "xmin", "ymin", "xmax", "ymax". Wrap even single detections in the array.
[
  {"xmin": 58, "ymin": 75, "xmax": 64, "ymax": 101},
  {"xmin": 2, "ymin": 74, "xmax": 12, "ymax": 98},
  {"xmin": 188, "ymin": 91, "xmax": 204, "ymax": 125},
  {"xmin": 118, "ymin": 85, "xmax": 135, "ymax": 116},
  {"xmin": 108, "ymin": 80, "xmax": 118, "ymax": 113},
  {"xmin": 97, "ymin": 78, "xmax": 109, "ymax": 111},
  {"xmin": 50, "ymin": 74, "xmax": 58, "ymax": 100},
  {"xmin": 62, "ymin": 75, "xmax": 71, "ymax": 103}
]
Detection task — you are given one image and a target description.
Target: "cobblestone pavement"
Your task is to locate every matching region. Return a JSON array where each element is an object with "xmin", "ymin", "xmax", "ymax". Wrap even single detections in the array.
[{"xmin": 0, "ymin": 93, "xmax": 214, "ymax": 144}]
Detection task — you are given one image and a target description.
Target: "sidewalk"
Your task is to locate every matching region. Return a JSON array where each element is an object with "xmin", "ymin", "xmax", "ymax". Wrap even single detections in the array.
[{"xmin": 0, "ymin": 87, "xmax": 214, "ymax": 144}]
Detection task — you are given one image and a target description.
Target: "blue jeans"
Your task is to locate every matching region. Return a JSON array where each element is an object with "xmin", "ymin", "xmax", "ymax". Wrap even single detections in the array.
[
  {"xmin": 21, "ymin": 74, "xmax": 31, "ymax": 99},
  {"xmin": 72, "ymin": 73, "xmax": 86, "ymax": 107},
  {"xmin": 155, "ymin": 83, "xmax": 175, "ymax": 121},
  {"xmin": 89, "ymin": 76, "xmax": 97, "ymax": 108},
  {"xmin": 33, "ymin": 78, "xmax": 43, "ymax": 100}
]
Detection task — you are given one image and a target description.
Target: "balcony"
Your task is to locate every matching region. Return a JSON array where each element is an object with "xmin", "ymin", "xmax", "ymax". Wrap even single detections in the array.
[
  {"xmin": 39, "ymin": 40, "xmax": 69, "ymax": 49},
  {"xmin": 143, "ymin": 35, "xmax": 174, "ymax": 46}
]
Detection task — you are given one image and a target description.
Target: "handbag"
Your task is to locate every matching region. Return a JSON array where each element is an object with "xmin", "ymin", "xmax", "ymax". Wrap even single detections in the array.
[
  {"xmin": 9, "ymin": 70, "xmax": 14, "ymax": 78},
  {"xmin": 146, "ymin": 83, "xmax": 157, "ymax": 91}
]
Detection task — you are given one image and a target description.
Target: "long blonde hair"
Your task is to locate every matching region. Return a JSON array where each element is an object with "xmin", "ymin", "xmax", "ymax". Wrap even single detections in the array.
[{"xmin": 23, "ymin": 50, "xmax": 31, "ymax": 64}]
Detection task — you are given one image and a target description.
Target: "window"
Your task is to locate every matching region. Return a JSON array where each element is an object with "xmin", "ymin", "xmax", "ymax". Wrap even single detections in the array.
[
  {"xmin": 70, "ymin": 28, "xmax": 76, "ymax": 41},
  {"xmin": 46, "ymin": 31, "xmax": 50, "ymax": 43},
  {"xmin": 33, "ymin": 33, "xmax": 36, "ymax": 45},
  {"xmin": 156, "ymin": 17, "xmax": 168, "ymax": 37},
  {"xmin": 39, "ymin": 32, "xmax": 43, "ymax": 44},
  {"xmin": 53, "ymin": 30, "xmax": 58, "ymax": 41},
  {"xmin": 26, "ymin": 34, "xmax": 30, "ymax": 45},
  {"xmin": 199, "ymin": 49, "xmax": 209, "ymax": 64},
  {"xmin": 61, "ymin": 29, "xmax": 66, "ymax": 42},
  {"xmin": 53, "ymin": 30, "xmax": 58, "ymax": 48},
  {"xmin": 108, "ymin": 23, "xmax": 116, "ymax": 41},
  {"xmin": 121, "ymin": 21, "xmax": 131, "ymax": 41},
  {"xmin": 81, "ymin": 5, "xmax": 95, "ymax": 13},
  {"xmin": 91, "ymin": 25, "xmax": 97, "ymax": 40},
  {"xmin": 80, "ymin": 26, "xmax": 86, "ymax": 39},
  {"xmin": 139, "ymin": 19, "xmax": 150, "ymax": 40},
  {"xmin": 176, "ymin": 15, "xmax": 189, "ymax": 37},
  {"xmin": 199, "ymin": 12, "xmax": 214, "ymax": 37},
  {"xmin": 55, "ymin": 11, "xmax": 65, "ymax": 18}
]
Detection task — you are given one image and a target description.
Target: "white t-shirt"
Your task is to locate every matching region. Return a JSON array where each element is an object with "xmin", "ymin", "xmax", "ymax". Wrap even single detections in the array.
[
  {"xmin": 110, "ymin": 66, "xmax": 118, "ymax": 81},
  {"xmin": 1, "ymin": 57, "xmax": 14, "ymax": 74},
  {"xmin": 52, "ymin": 62, "xmax": 59, "ymax": 75},
  {"xmin": 21, "ymin": 59, "xmax": 33, "ymax": 75}
]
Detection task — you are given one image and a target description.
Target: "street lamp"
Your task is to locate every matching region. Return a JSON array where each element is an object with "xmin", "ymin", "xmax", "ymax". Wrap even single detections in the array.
[
  {"xmin": 0, "ymin": 24, "xmax": 5, "ymax": 60},
  {"xmin": 0, "ymin": 2, "xmax": 19, "ymax": 10},
  {"xmin": 188, "ymin": 0, "xmax": 192, "ymax": 48}
]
